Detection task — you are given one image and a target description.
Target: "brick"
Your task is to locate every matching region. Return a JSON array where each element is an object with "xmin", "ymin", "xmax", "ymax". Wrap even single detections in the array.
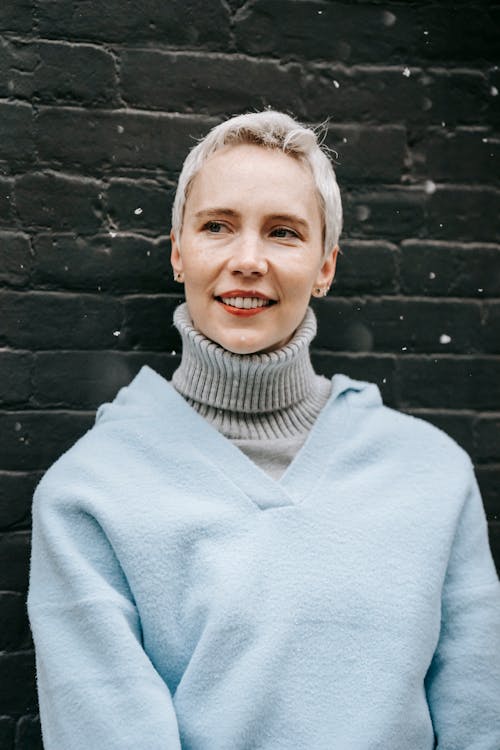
[
  {"xmin": 122, "ymin": 295, "xmax": 183, "ymax": 351},
  {"xmin": 0, "ymin": 352, "xmax": 32, "ymax": 407},
  {"xmin": 310, "ymin": 351, "xmax": 396, "ymax": 407},
  {"xmin": 234, "ymin": 1, "xmax": 421, "ymax": 63},
  {"xmin": 36, "ymin": 108, "xmax": 215, "ymax": 174},
  {"xmin": 0, "ymin": 177, "xmax": 14, "ymax": 225},
  {"xmin": 32, "ymin": 233, "xmax": 172, "ymax": 294},
  {"xmin": 400, "ymin": 241, "xmax": 500, "ymax": 298},
  {"xmin": 0, "ymin": 0, "xmax": 32, "ymax": 33},
  {"xmin": 489, "ymin": 522, "xmax": 500, "ymax": 576},
  {"xmin": 35, "ymin": 0, "xmax": 230, "ymax": 47},
  {"xmin": 315, "ymin": 298, "xmax": 481, "ymax": 354},
  {"xmin": 33, "ymin": 352, "xmax": 144, "ymax": 409},
  {"xmin": 0, "ymin": 233, "xmax": 32, "ymax": 288},
  {"xmin": 0, "ymin": 39, "xmax": 118, "ymax": 107},
  {"xmin": 0, "ymin": 533, "xmax": 30, "ymax": 591},
  {"xmin": 120, "ymin": 50, "xmax": 304, "ymax": 117},
  {"xmin": 0, "ymin": 412, "xmax": 93, "ymax": 472},
  {"xmin": 106, "ymin": 179, "xmax": 174, "ymax": 235},
  {"xmin": 475, "ymin": 416, "xmax": 500, "ymax": 464},
  {"xmin": 304, "ymin": 66, "xmax": 490, "ymax": 126},
  {"xmin": 490, "ymin": 69, "xmax": 500, "ymax": 124},
  {"xmin": 343, "ymin": 189, "xmax": 426, "ymax": 239},
  {"xmin": 332, "ymin": 241, "xmax": 398, "ymax": 295},
  {"xmin": 15, "ymin": 172, "xmax": 104, "ymax": 233},
  {"xmin": 400, "ymin": 410, "xmax": 475, "ymax": 458},
  {"xmin": 235, "ymin": 2, "xmax": 499, "ymax": 64},
  {"xmin": 397, "ymin": 356, "xmax": 500, "ymax": 410},
  {"xmin": 482, "ymin": 303, "xmax": 500, "ymax": 354},
  {"xmin": 33, "ymin": 353, "xmax": 179, "ymax": 410},
  {"xmin": 0, "ymin": 291, "xmax": 123, "ymax": 350},
  {"xmin": 325, "ymin": 125, "xmax": 407, "ymax": 184},
  {"xmin": 0, "ymin": 471, "xmax": 40, "ymax": 530},
  {"xmin": 0, "ymin": 103, "xmax": 35, "ymax": 170},
  {"xmin": 15, "ymin": 715, "xmax": 43, "ymax": 750},
  {"xmin": 0, "ymin": 651, "xmax": 37, "ymax": 715},
  {"xmin": 0, "ymin": 593, "xmax": 31, "ymax": 651},
  {"xmin": 476, "ymin": 466, "xmax": 500, "ymax": 519},
  {"xmin": 413, "ymin": 128, "xmax": 499, "ymax": 183},
  {"xmin": 0, "ymin": 716, "xmax": 15, "ymax": 747},
  {"xmin": 426, "ymin": 187, "xmax": 500, "ymax": 242},
  {"xmin": 411, "ymin": 5, "xmax": 499, "ymax": 63}
]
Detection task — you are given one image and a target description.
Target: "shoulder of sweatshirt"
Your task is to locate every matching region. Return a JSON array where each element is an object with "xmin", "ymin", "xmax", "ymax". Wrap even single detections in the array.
[{"xmin": 33, "ymin": 366, "xmax": 474, "ymax": 511}]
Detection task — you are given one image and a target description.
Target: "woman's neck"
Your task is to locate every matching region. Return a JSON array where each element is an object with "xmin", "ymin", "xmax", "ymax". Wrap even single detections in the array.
[{"xmin": 171, "ymin": 302, "xmax": 331, "ymax": 440}]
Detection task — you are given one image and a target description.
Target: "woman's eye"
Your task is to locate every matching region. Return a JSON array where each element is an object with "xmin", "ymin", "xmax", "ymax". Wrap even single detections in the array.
[
  {"xmin": 271, "ymin": 227, "xmax": 299, "ymax": 239},
  {"xmin": 204, "ymin": 221, "xmax": 224, "ymax": 233}
]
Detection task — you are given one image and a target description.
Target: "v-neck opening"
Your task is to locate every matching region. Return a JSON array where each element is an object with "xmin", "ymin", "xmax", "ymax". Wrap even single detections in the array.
[{"xmin": 128, "ymin": 366, "xmax": 353, "ymax": 512}]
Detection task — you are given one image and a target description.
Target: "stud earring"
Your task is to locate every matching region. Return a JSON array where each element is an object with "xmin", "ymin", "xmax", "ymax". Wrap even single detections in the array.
[{"xmin": 173, "ymin": 272, "xmax": 184, "ymax": 283}]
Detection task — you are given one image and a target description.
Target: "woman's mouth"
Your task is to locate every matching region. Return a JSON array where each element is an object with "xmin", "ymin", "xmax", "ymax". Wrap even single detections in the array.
[{"xmin": 215, "ymin": 295, "xmax": 277, "ymax": 316}]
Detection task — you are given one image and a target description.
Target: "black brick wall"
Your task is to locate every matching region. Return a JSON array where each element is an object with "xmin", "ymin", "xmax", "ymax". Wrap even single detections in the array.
[{"xmin": 0, "ymin": 1, "xmax": 499, "ymax": 746}]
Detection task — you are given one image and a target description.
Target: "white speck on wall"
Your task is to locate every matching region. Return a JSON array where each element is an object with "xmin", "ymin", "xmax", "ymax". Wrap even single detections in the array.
[
  {"xmin": 171, "ymin": 350, "xmax": 176, "ymax": 356},
  {"xmin": 439, "ymin": 223, "xmax": 444, "ymax": 228},
  {"xmin": 146, "ymin": 250, "xmax": 151, "ymax": 256},
  {"xmin": 439, "ymin": 334, "xmax": 451, "ymax": 344},
  {"xmin": 424, "ymin": 180, "xmax": 437, "ymax": 194},
  {"xmin": 401, "ymin": 346, "xmax": 407, "ymax": 351},
  {"xmin": 113, "ymin": 330, "xmax": 121, "ymax": 337},
  {"xmin": 342, "ymin": 137, "xmax": 348, "ymax": 143},
  {"xmin": 402, "ymin": 67, "xmax": 411, "ymax": 78},
  {"xmin": 382, "ymin": 378, "xmax": 387, "ymax": 384},
  {"xmin": 478, "ymin": 288, "xmax": 484, "ymax": 293},
  {"xmin": 381, "ymin": 10, "xmax": 396, "ymax": 26},
  {"xmin": 491, "ymin": 86, "xmax": 498, "ymax": 96},
  {"xmin": 117, "ymin": 125, "xmax": 124, "ymax": 133},
  {"xmin": 317, "ymin": 9, "xmax": 323, "ymax": 14},
  {"xmin": 429, "ymin": 271, "xmax": 436, "ymax": 279},
  {"xmin": 14, "ymin": 422, "xmax": 22, "ymax": 432},
  {"xmin": 356, "ymin": 205, "xmax": 371, "ymax": 222},
  {"xmin": 134, "ymin": 208, "xmax": 143, "ymax": 215},
  {"xmin": 333, "ymin": 80, "xmax": 340, "ymax": 88},
  {"xmin": 399, "ymin": 315, "xmax": 404, "ymax": 320},
  {"xmin": 110, "ymin": 231, "xmax": 117, "ymax": 238},
  {"xmin": 64, "ymin": 266, "xmax": 68, "ymax": 271},
  {"xmin": 423, "ymin": 30, "xmax": 429, "ymax": 35},
  {"xmin": 441, "ymin": 121, "xmax": 446, "ymax": 127}
]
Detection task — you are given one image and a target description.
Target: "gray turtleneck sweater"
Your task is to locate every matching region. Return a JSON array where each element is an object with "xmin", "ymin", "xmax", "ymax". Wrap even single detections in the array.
[{"xmin": 171, "ymin": 303, "xmax": 332, "ymax": 480}]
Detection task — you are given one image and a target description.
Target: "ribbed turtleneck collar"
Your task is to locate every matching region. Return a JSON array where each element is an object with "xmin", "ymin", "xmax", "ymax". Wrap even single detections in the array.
[
  {"xmin": 170, "ymin": 303, "xmax": 332, "ymax": 440},
  {"xmin": 171, "ymin": 303, "xmax": 318, "ymax": 413}
]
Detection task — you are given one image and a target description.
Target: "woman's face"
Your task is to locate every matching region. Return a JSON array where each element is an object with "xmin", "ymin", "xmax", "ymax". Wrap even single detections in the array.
[{"xmin": 170, "ymin": 143, "xmax": 338, "ymax": 355}]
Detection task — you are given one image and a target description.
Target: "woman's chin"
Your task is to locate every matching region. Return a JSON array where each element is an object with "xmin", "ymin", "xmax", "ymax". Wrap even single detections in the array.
[{"xmin": 211, "ymin": 330, "xmax": 292, "ymax": 355}]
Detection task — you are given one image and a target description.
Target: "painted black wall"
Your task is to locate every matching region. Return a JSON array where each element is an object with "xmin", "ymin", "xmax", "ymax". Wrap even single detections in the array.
[{"xmin": 0, "ymin": 1, "xmax": 499, "ymax": 746}]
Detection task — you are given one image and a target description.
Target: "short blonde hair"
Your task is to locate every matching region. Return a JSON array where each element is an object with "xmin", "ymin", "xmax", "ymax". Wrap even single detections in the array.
[{"xmin": 171, "ymin": 110, "xmax": 342, "ymax": 259}]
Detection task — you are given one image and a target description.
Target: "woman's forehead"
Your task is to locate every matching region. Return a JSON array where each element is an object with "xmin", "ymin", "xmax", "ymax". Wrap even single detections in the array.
[{"xmin": 186, "ymin": 143, "xmax": 321, "ymax": 220}]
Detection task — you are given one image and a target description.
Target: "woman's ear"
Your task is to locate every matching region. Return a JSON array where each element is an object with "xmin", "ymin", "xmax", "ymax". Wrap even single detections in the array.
[
  {"xmin": 314, "ymin": 245, "xmax": 339, "ymax": 290},
  {"xmin": 170, "ymin": 229, "xmax": 184, "ymax": 277}
]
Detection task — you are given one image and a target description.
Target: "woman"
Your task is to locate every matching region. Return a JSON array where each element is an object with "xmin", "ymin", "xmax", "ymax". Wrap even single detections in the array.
[{"xmin": 27, "ymin": 111, "xmax": 500, "ymax": 749}]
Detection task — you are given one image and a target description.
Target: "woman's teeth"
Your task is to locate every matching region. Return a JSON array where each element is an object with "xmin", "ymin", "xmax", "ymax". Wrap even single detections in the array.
[{"xmin": 220, "ymin": 297, "xmax": 271, "ymax": 309}]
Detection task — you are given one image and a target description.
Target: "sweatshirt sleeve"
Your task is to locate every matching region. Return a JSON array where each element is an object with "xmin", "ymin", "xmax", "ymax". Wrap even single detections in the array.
[
  {"xmin": 424, "ymin": 463, "xmax": 500, "ymax": 749},
  {"xmin": 26, "ymin": 472, "xmax": 183, "ymax": 750}
]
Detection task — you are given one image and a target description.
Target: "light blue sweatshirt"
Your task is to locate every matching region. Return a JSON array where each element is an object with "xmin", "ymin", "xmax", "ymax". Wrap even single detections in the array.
[{"xmin": 27, "ymin": 365, "xmax": 500, "ymax": 749}]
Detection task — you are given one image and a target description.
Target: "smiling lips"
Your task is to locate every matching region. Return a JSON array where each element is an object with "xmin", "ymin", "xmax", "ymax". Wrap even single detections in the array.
[{"xmin": 216, "ymin": 290, "xmax": 276, "ymax": 317}]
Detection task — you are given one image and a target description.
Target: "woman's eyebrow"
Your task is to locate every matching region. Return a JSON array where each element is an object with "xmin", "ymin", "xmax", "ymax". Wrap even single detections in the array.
[
  {"xmin": 268, "ymin": 213, "xmax": 309, "ymax": 230},
  {"xmin": 194, "ymin": 208, "xmax": 239, "ymax": 219}
]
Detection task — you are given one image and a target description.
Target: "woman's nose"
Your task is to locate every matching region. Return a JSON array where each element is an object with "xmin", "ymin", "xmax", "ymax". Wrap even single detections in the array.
[{"xmin": 226, "ymin": 233, "xmax": 268, "ymax": 276}]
